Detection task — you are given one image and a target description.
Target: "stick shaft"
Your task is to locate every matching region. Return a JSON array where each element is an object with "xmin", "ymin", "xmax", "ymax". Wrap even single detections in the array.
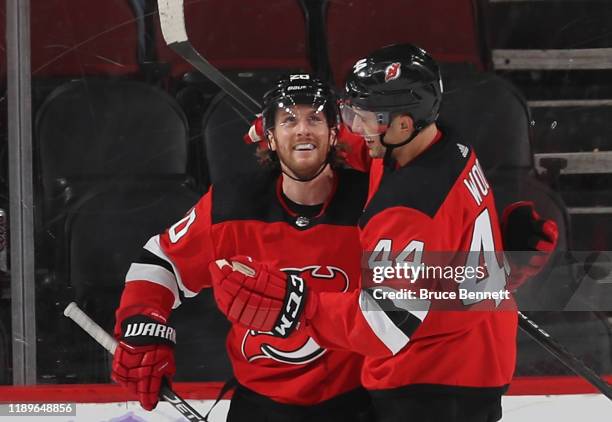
[{"xmin": 519, "ymin": 312, "xmax": 612, "ymax": 400}]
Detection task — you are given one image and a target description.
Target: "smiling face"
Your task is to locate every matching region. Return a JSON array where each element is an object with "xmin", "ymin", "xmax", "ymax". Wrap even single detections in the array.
[
  {"xmin": 267, "ymin": 103, "xmax": 337, "ymax": 180},
  {"xmin": 342, "ymin": 105, "xmax": 387, "ymax": 158},
  {"xmin": 351, "ymin": 111, "xmax": 386, "ymax": 158},
  {"xmin": 341, "ymin": 104, "xmax": 418, "ymax": 159}
]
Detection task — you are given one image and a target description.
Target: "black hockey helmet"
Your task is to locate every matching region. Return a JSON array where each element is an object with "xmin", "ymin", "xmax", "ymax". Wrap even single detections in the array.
[
  {"xmin": 341, "ymin": 43, "xmax": 443, "ymax": 135},
  {"xmin": 262, "ymin": 74, "xmax": 338, "ymax": 133}
]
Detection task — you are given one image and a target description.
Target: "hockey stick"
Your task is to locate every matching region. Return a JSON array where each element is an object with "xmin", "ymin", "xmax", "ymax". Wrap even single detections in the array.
[
  {"xmin": 63, "ymin": 302, "xmax": 207, "ymax": 421},
  {"xmin": 157, "ymin": 0, "xmax": 260, "ymax": 115},
  {"xmin": 518, "ymin": 311, "xmax": 612, "ymax": 400}
]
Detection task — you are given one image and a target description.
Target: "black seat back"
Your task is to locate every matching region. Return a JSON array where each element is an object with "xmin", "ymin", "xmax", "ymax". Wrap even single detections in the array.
[
  {"xmin": 33, "ymin": 79, "xmax": 213, "ymax": 381},
  {"xmin": 34, "ymin": 78, "xmax": 192, "ymax": 271},
  {"xmin": 68, "ymin": 179, "xmax": 198, "ymax": 304},
  {"xmin": 439, "ymin": 68, "xmax": 534, "ymax": 171},
  {"xmin": 201, "ymin": 93, "xmax": 260, "ymax": 185},
  {"xmin": 36, "ymin": 79, "xmax": 189, "ymax": 199}
]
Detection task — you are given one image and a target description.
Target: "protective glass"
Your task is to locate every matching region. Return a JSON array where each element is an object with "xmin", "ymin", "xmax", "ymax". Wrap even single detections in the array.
[{"xmin": 339, "ymin": 102, "xmax": 390, "ymax": 136}]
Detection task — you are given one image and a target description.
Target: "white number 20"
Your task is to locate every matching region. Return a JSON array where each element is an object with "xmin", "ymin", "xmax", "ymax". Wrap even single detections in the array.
[{"xmin": 168, "ymin": 208, "xmax": 196, "ymax": 244}]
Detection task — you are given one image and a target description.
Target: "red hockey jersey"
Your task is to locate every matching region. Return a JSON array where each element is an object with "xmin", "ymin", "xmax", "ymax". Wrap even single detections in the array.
[
  {"xmin": 308, "ymin": 133, "xmax": 518, "ymax": 394},
  {"xmin": 116, "ymin": 169, "xmax": 369, "ymax": 405}
]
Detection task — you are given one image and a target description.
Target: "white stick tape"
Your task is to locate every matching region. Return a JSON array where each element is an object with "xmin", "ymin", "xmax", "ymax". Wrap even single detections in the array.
[{"xmin": 64, "ymin": 302, "xmax": 118, "ymax": 355}]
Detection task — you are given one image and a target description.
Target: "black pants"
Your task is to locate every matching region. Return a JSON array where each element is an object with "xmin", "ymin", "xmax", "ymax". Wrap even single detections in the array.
[
  {"xmin": 371, "ymin": 389, "xmax": 503, "ymax": 422},
  {"xmin": 226, "ymin": 384, "xmax": 374, "ymax": 422}
]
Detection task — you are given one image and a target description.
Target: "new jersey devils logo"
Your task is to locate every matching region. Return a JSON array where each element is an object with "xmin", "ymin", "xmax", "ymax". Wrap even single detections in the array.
[
  {"xmin": 241, "ymin": 265, "xmax": 350, "ymax": 364},
  {"xmin": 384, "ymin": 62, "xmax": 401, "ymax": 82}
]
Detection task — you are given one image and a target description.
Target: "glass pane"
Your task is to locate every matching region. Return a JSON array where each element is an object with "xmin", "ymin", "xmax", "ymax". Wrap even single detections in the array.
[
  {"xmin": 28, "ymin": 0, "xmax": 245, "ymax": 385},
  {"xmin": 481, "ymin": 0, "xmax": 612, "ymax": 379},
  {"xmin": 0, "ymin": 0, "xmax": 11, "ymax": 386},
  {"xmin": 5, "ymin": 0, "xmax": 609, "ymax": 416}
]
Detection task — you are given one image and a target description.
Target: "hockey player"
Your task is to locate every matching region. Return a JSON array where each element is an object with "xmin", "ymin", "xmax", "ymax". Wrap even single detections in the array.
[
  {"xmin": 210, "ymin": 44, "xmax": 558, "ymax": 422},
  {"xmin": 110, "ymin": 74, "xmax": 375, "ymax": 421}
]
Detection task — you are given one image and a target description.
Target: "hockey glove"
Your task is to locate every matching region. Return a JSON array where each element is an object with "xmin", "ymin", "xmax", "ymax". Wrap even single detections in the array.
[
  {"xmin": 243, "ymin": 114, "xmax": 266, "ymax": 147},
  {"xmin": 111, "ymin": 312, "xmax": 176, "ymax": 411},
  {"xmin": 502, "ymin": 201, "xmax": 559, "ymax": 290},
  {"xmin": 209, "ymin": 256, "xmax": 316, "ymax": 337}
]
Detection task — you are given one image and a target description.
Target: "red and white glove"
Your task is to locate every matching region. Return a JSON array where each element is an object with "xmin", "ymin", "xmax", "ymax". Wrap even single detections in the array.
[
  {"xmin": 243, "ymin": 114, "xmax": 267, "ymax": 148},
  {"xmin": 209, "ymin": 256, "xmax": 316, "ymax": 337},
  {"xmin": 502, "ymin": 201, "xmax": 559, "ymax": 290},
  {"xmin": 111, "ymin": 310, "xmax": 176, "ymax": 411}
]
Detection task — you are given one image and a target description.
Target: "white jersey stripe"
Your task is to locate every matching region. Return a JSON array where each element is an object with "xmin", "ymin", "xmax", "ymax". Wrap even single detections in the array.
[
  {"xmin": 126, "ymin": 263, "xmax": 181, "ymax": 309},
  {"xmin": 143, "ymin": 235, "xmax": 198, "ymax": 297},
  {"xmin": 358, "ymin": 290, "xmax": 410, "ymax": 355},
  {"xmin": 411, "ymin": 310, "xmax": 428, "ymax": 322}
]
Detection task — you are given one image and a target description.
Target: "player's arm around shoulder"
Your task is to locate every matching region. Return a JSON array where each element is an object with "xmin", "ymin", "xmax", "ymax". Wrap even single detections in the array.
[{"xmin": 305, "ymin": 207, "xmax": 437, "ymax": 357}]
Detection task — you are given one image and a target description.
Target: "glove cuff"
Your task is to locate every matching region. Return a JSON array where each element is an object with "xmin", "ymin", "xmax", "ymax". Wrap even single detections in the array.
[
  {"xmin": 501, "ymin": 201, "xmax": 534, "ymax": 225},
  {"xmin": 121, "ymin": 315, "xmax": 176, "ymax": 347}
]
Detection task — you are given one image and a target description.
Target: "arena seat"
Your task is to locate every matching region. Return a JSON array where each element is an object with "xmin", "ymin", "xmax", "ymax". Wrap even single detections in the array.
[
  {"xmin": 61, "ymin": 178, "xmax": 230, "ymax": 382},
  {"xmin": 33, "ymin": 78, "xmax": 233, "ymax": 382},
  {"xmin": 439, "ymin": 67, "xmax": 533, "ymax": 170},
  {"xmin": 67, "ymin": 179, "xmax": 198, "ymax": 306},
  {"xmin": 34, "ymin": 78, "xmax": 191, "ymax": 267},
  {"xmin": 35, "ymin": 79, "xmax": 189, "ymax": 197}
]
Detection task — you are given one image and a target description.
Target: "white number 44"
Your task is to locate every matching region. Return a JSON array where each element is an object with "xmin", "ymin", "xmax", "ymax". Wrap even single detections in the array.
[{"xmin": 367, "ymin": 209, "xmax": 508, "ymax": 305}]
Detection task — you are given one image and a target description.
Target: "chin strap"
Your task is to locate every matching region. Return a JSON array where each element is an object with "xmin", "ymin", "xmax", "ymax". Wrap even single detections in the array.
[
  {"xmin": 380, "ymin": 126, "xmax": 422, "ymax": 169},
  {"xmin": 382, "ymin": 146, "xmax": 395, "ymax": 169},
  {"xmin": 380, "ymin": 126, "xmax": 422, "ymax": 149},
  {"xmin": 282, "ymin": 160, "xmax": 330, "ymax": 182}
]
